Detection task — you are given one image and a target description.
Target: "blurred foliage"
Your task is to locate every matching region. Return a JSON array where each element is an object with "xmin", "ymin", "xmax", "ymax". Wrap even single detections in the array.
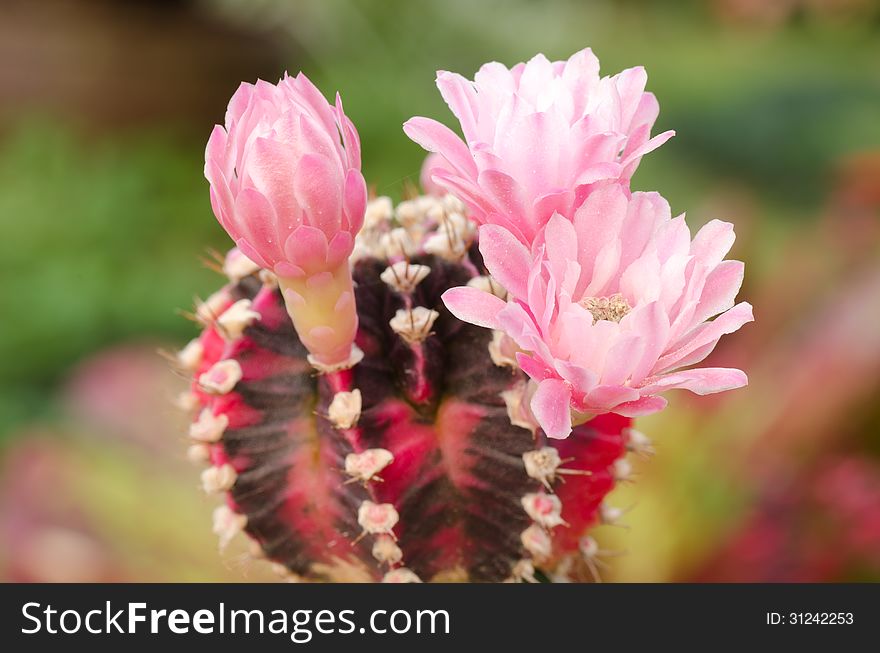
[{"xmin": 0, "ymin": 124, "xmax": 229, "ymax": 433}]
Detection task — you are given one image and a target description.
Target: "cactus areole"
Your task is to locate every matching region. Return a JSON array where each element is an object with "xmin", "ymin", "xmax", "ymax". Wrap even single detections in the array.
[{"xmin": 180, "ymin": 51, "xmax": 751, "ymax": 582}]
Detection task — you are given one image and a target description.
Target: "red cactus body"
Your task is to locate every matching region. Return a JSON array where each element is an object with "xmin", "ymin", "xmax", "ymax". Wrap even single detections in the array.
[{"xmin": 178, "ymin": 196, "xmax": 634, "ymax": 582}]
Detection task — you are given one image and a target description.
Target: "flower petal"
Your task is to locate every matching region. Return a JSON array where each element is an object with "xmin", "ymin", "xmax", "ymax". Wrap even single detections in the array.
[
  {"xmin": 403, "ymin": 116, "xmax": 477, "ymax": 178},
  {"xmin": 477, "ymin": 225, "xmax": 532, "ymax": 300},
  {"xmin": 639, "ymin": 368, "xmax": 748, "ymax": 396},
  {"xmin": 531, "ymin": 378, "xmax": 573, "ymax": 439},
  {"xmin": 441, "ymin": 286, "xmax": 506, "ymax": 329}
]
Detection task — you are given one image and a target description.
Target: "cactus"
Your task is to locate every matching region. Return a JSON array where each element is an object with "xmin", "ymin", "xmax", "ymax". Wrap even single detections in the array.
[
  {"xmin": 178, "ymin": 194, "xmax": 640, "ymax": 582},
  {"xmin": 177, "ymin": 51, "xmax": 750, "ymax": 582}
]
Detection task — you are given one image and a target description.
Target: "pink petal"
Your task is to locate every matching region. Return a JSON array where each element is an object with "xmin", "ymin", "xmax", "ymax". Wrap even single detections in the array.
[
  {"xmin": 441, "ymin": 286, "xmax": 506, "ymax": 329},
  {"xmin": 542, "ymin": 213, "xmax": 577, "ymax": 279},
  {"xmin": 618, "ymin": 191, "xmax": 671, "ymax": 270},
  {"xmin": 620, "ymin": 129, "xmax": 675, "ymax": 172},
  {"xmin": 516, "ymin": 352, "xmax": 554, "ymax": 381},
  {"xmin": 477, "ymin": 225, "xmax": 532, "ymax": 300},
  {"xmin": 244, "ymin": 137, "xmax": 300, "ymax": 226},
  {"xmin": 420, "ymin": 153, "xmax": 447, "ymax": 196},
  {"xmin": 294, "ymin": 153, "xmax": 344, "ymax": 235},
  {"xmin": 233, "ymin": 187, "xmax": 284, "ymax": 265},
  {"xmin": 205, "ymin": 159, "xmax": 235, "ymax": 231},
  {"xmin": 612, "ymin": 66, "xmax": 649, "ymax": 129},
  {"xmin": 498, "ymin": 303, "xmax": 550, "ymax": 358},
  {"xmin": 326, "ymin": 231, "xmax": 354, "ymax": 269},
  {"xmin": 205, "ymin": 125, "xmax": 230, "ymax": 179},
  {"xmin": 691, "ymin": 220, "xmax": 736, "ymax": 268},
  {"xmin": 436, "ymin": 71, "xmax": 479, "ymax": 142},
  {"xmin": 476, "ymin": 169, "xmax": 530, "ymax": 240},
  {"xmin": 288, "ymin": 72, "xmax": 338, "ymax": 139},
  {"xmin": 554, "ymin": 361, "xmax": 598, "ymax": 394},
  {"xmin": 623, "ymin": 301, "xmax": 670, "ymax": 385},
  {"xmin": 533, "ymin": 190, "xmax": 575, "ymax": 232},
  {"xmin": 639, "ymin": 368, "xmax": 748, "ymax": 396},
  {"xmin": 586, "ymin": 384, "xmax": 639, "ymax": 411},
  {"xmin": 531, "ymin": 378, "xmax": 573, "ymax": 439},
  {"xmin": 655, "ymin": 302, "xmax": 754, "ymax": 373},
  {"xmin": 342, "ymin": 168, "xmax": 367, "ymax": 234},
  {"xmin": 402, "ymin": 117, "xmax": 477, "ymax": 178},
  {"xmin": 282, "ymin": 224, "xmax": 329, "ymax": 275},
  {"xmin": 613, "ymin": 395, "xmax": 668, "ymax": 417},
  {"xmin": 600, "ymin": 333, "xmax": 645, "ymax": 386},
  {"xmin": 571, "ymin": 183, "xmax": 628, "ymax": 295},
  {"xmin": 693, "ymin": 260, "xmax": 744, "ymax": 324},
  {"xmin": 334, "ymin": 92, "xmax": 361, "ymax": 169},
  {"xmin": 235, "ymin": 238, "xmax": 270, "ymax": 270}
]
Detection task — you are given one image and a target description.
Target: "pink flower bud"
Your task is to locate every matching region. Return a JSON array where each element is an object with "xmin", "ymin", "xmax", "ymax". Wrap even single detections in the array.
[
  {"xmin": 205, "ymin": 73, "xmax": 367, "ymax": 368},
  {"xmin": 205, "ymin": 72, "xmax": 366, "ymax": 277}
]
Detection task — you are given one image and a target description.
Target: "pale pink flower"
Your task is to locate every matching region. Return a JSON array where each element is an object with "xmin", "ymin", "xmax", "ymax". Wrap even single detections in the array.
[
  {"xmin": 443, "ymin": 184, "xmax": 753, "ymax": 438},
  {"xmin": 404, "ymin": 49, "xmax": 673, "ymax": 246},
  {"xmin": 205, "ymin": 72, "xmax": 367, "ymax": 279}
]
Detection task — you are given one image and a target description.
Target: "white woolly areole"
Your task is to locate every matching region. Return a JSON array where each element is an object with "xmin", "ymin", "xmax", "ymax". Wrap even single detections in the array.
[
  {"xmin": 307, "ymin": 344, "xmax": 364, "ymax": 374},
  {"xmin": 520, "ymin": 524, "xmax": 553, "ymax": 560},
  {"xmin": 467, "ymin": 275, "xmax": 508, "ymax": 299},
  {"xmin": 357, "ymin": 500, "xmax": 399, "ymax": 535},
  {"xmin": 212, "ymin": 505, "xmax": 247, "ymax": 550},
  {"xmin": 488, "ymin": 330, "xmax": 519, "ymax": 368},
  {"xmin": 345, "ymin": 448, "xmax": 394, "ymax": 482},
  {"xmin": 189, "ymin": 408, "xmax": 229, "ymax": 443},
  {"xmin": 223, "ymin": 250, "xmax": 261, "ymax": 283},
  {"xmin": 389, "ymin": 307, "xmax": 439, "ymax": 344},
  {"xmin": 201, "ymin": 463, "xmax": 238, "ymax": 494},
  {"xmin": 382, "ymin": 568, "xmax": 422, "ymax": 583},
  {"xmin": 521, "ymin": 492, "xmax": 566, "ymax": 529},
  {"xmin": 199, "ymin": 359, "xmax": 242, "ymax": 394},
  {"xmin": 187, "ymin": 443, "xmax": 211, "ymax": 464},
  {"xmin": 600, "ymin": 504, "xmax": 625, "ymax": 525},
  {"xmin": 328, "ymin": 389, "xmax": 362, "ymax": 430},
  {"xmin": 364, "ymin": 196, "xmax": 394, "ymax": 229},
  {"xmin": 380, "ymin": 227, "xmax": 418, "ymax": 258},
  {"xmin": 522, "ymin": 447, "xmax": 563, "ymax": 488},
  {"xmin": 509, "ymin": 560, "xmax": 537, "ymax": 583},
  {"xmin": 174, "ymin": 391, "xmax": 199, "ymax": 412},
  {"xmin": 612, "ymin": 458, "xmax": 633, "ymax": 481},
  {"xmin": 217, "ymin": 299, "xmax": 261, "ymax": 340},
  {"xmin": 380, "ymin": 261, "xmax": 431, "ymax": 294},
  {"xmin": 423, "ymin": 231, "xmax": 467, "ymax": 261},
  {"xmin": 371, "ymin": 534, "xmax": 403, "ymax": 565},
  {"xmin": 500, "ymin": 381, "xmax": 538, "ymax": 434},
  {"xmin": 177, "ymin": 339, "xmax": 204, "ymax": 371},
  {"xmin": 196, "ymin": 290, "xmax": 229, "ymax": 323},
  {"xmin": 624, "ymin": 427, "xmax": 655, "ymax": 457},
  {"xmin": 579, "ymin": 535, "xmax": 600, "ymax": 558}
]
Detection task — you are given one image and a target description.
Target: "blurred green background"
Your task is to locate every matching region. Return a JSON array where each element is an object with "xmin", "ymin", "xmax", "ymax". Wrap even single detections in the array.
[{"xmin": 1, "ymin": 0, "xmax": 879, "ymax": 581}]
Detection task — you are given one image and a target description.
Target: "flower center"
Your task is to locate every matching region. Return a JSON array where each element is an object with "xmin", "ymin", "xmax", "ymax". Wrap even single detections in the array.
[{"xmin": 579, "ymin": 293, "xmax": 631, "ymax": 323}]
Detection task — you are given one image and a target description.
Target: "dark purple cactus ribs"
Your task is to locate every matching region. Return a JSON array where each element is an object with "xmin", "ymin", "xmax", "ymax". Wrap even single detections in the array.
[{"xmin": 177, "ymin": 195, "xmax": 643, "ymax": 582}]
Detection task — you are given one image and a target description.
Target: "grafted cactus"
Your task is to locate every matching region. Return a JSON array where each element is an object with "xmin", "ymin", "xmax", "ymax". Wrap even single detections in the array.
[
  {"xmin": 175, "ymin": 49, "xmax": 750, "ymax": 582},
  {"xmin": 179, "ymin": 195, "xmax": 639, "ymax": 582}
]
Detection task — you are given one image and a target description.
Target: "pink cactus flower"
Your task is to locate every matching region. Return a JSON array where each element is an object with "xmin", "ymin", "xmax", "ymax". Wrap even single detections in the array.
[
  {"xmin": 404, "ymin": 49, "xmax": 674, "ymax": 246},
  {"xmin": 443, "ymin": 183, "xmax": 754, "ymax": 438},
  {"xmin": 205, "ymin": 73, "xmax": 367, "ymax": 367}
]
